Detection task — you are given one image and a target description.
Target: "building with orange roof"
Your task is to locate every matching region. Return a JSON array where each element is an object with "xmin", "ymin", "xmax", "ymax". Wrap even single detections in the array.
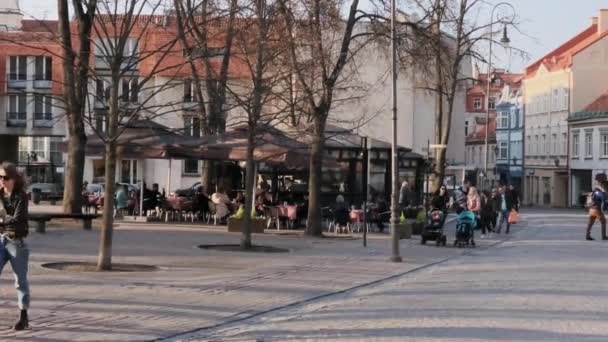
[
  {"xmin": 464, "ymin": 69, "xmax": 522, "ymax": 187},
  {"xmin": 525, "ymin": 9, "xmax": 608, "ymax": 208}
]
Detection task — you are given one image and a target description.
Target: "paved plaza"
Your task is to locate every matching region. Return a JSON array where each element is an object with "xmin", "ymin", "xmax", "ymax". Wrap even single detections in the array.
[{"xmin": 0, "ymin": 207, "xmax": 601, "ymax": 341}]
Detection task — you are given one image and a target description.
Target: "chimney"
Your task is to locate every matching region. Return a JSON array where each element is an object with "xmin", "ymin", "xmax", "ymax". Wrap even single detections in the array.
[
  {"xmin": 599, "ymin": 9, "xmax": 608, "ymax": 34},
  {"xmin": 591, "ymin": 16, "xmax": 598, "ymax": 26}
]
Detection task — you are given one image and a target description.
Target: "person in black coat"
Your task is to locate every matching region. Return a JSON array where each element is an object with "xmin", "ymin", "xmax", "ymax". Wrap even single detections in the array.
[{"xmin": 0, "ymin": 162, "xmax": 31, "ymax": 330}]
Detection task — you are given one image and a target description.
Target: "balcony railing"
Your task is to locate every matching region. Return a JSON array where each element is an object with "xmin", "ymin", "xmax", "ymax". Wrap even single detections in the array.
[
  {"xmin": 7, "ymin": 76, "xmax": 27, "ymax": 89},
  {"xmin": 33, "ymin": 79, "xmax": 52, "ymax": 89},
  {"xmin": 6, "ymin": 112, "xmax": 26, "ymax": 127}
]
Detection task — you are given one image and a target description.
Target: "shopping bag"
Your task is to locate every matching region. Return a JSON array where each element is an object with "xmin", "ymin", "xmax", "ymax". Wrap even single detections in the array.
[{"xmin": 508, "ymin": 209, "xmax": 519, "ymax": 224}]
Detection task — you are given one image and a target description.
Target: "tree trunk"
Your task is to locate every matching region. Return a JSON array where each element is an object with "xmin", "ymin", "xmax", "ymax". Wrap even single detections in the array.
[
  {"xmin": 62, "ymin": 130, "xmax": 86, "ymax": 214},
  {"xmin": 97, "ymin": 142, "xmax": 117, "ymax": 271},
  {"xmin": 241, "ymin": 135, "xmax": 256, "ymax": 250},
  {"xmin": 201, "ymin": 160, "xmax": 212, "ymax": 193},
  {"xmin": 305, "ymin": 118, "xmax": 325, "ymax": 237}
]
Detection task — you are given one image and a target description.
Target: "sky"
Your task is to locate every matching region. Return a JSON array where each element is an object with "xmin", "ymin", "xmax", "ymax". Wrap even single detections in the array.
[{"xmin": 17, "ymin": 0, "xmax": 608, "ymax": 73}]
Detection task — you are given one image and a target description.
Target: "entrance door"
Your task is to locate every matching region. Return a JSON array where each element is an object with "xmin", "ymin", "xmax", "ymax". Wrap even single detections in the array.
[{"xmin": 120, "ymin": 160, "xmax": 138, "ymax": 184}]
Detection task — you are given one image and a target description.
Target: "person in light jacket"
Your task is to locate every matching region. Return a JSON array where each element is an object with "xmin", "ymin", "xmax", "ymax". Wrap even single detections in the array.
[{"xmin": 0, "ymin": 162, "xmax": 31, "ymax": 330}]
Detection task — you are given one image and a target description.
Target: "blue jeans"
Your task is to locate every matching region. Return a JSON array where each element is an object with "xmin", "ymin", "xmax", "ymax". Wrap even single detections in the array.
[
  {"xmin": 496, "ymin": 210, "xmax": 510, "ymax": 233},
  {"xmin": 0, "ymin": 235, "xmax": 30, "ymax": 310}
]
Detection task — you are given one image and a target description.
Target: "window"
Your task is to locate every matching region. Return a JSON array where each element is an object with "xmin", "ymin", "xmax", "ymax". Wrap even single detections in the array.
[
  {"xmin": 473, "ymin": 97, "xmax": 482, "ymax": 110},
  {"xmin": 121, "ymin": 78, "xmax": 138, "ymax": 103},
  {"xmin": 552, "ymin": 133, "xmax": 557, "ymax": 155},
  {"xmin": 9, "ymin": 56, "xmax": 27, "ymax": 80},
  {"xmin": 34, "ymin": 94, "xmax": 53, "ymax": 120},
  {"xmin": 183, "ymin": 79, "xmax": 198, "ymax": 102},
  {"xmin": 498, "ymin": 111, "xmax": 509, "ymax": 129},
  {"xmin": 601, "ymin": 131, "xmax": 608, "ymax": 158},
  {"xmin": 489, "ymin": 97, "xmax": 496, "ymax": 110},
  {"xmin": 478, "ymin": 147, "xmax": 483, "ymax": 164},
  {"xmin": 184, "ymin": 116, "xmax": 201, "ymax": 138},
  {"xmin": 49, "ymin": 138, "xmax": 62, "ymax": 164},
  {"xmin": 572, "ymin": 132, "xmax": 580, "ymax": 158},
  {"xmin": 96, "ymin": 79, "xmax": 110, "ymax": 102},
  {"xmin": 552, "ymin": 89, "xmax": 559, "ymax": 110},
  {"xmin": 32, "ymin": 137, "xmax": 46, "ymax": 160},
  {"xmin": 498, "ymin": 142, "xmax": 508, "ymax": 159},
  {"xmin": 563, "ymin": 88, "xmax": 569, "ymax": 111},
  {"xmin": 34, "ymin": 56, "xmax": 52, "ymax": 81},
  {"xmin": 545, "ymin": 133, "xmax": 551, "ymax": 155},
  {"xmin": 534, "ymin": 135, "xmax": 539, "ymax": 155},
  {"xmin": 184, "ymin": 116, "xmax": 201, "ymax": 175},
  {"xmin": 95, "ymin": 114, "xmax": 108, "ymax": 133},
  {"xmin": 7, "ymin": 94, "xmax": 27, "ymax": 121},
  {"xmin": 585, "ymin": 131, "xmax": 593, "ymax": 157},
  {"xmin": 562, "ymin": 133, "xmax": 567, "ymax": 155},
  {"xmin": 526, "ymin": 136, "xmax": 530, "ymax": 155},
  {"xmin": 492, "ymin": 78, "xmax": 501, "ymax": 86},
  {"xmin": 471, "ymin": 147, "xmax": 476, "ymax": 163},
  {"xmin": 541, "ymin": 134, "xmax": 546, "ymax": 154}
]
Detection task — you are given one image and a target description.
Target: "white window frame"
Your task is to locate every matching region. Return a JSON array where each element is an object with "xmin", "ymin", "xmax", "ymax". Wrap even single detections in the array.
[
  {"xmin": 498, "ymin": 111, "xmax": 509, "ymax": 129},
  {"xmin": 498, "ymin": 141, "xmax": 508, "ymax": 160},
  {"xmin": 34, "ymin": 94, "xmax": 53, "ymax": 121},
  {"xmin": 572, "ymin": 132, "xmax": 580, "ymax": 158},
  {"xmin": 601, "ymin": 130, "xmax": 608, "ymax": 158},
  {"xmin": 552, "ymin": 133, "xmax": 557, "ymax": 155},
  {"xmin": 563, "ymin": 88, "xmax": 569, "ymax": 111},
  {"xmin": 585, "ymin": 130, "xmax": 593, "ymax": 158},
  {"xmin": 7, "ymin": 93, "xmax": 27, "ymax": 120},
  {"xmin": 552, "ymin": 89, "xmax": 559, "ymax": 110},
  {"xmin": 473, "ymin": 97, "xmax": 482, "ymax": 110},
  {"xmin": 488, "ymin": 97, "xmax": 496, "ymax": 110},
  {"xmin": 9, "ymin": 56, "xmax": 27, "ymax": 80},
  {"xmin": 34, "ymin": 56, "xmax": 52, "ymax": 81},
  {"xmin": 562, "ymin": 133, "xmax": 567, "ymax": 155}
]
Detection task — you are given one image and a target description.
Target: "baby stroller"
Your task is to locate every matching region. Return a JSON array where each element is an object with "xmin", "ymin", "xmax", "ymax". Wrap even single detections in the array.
[
  {"xmin": 421, "ymin": 208, "xmax": 447, "ymax": 246},
  {"xmin": 454, "ymin": 210, "xmax": 476, "ymax": 248}
]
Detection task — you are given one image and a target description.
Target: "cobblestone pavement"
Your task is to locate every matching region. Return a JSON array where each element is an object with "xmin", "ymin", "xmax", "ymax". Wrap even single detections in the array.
[
  {"xmin": 171, "ymin": 209, "xmax": 608, "ymax": 342},
  {"xmin": 0, "ymin": 209, "xmax": 498, "ymax": 341}
]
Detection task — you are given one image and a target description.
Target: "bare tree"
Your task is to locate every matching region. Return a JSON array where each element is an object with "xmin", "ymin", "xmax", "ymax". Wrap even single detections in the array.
[
  {"xmin": 91, "ymin": 0, "xmax": 186, "ymax": 270},
  {"xmin": 58, "ymin": 0, "xmax": 98, "ymax": 214},
  {"xmin": 278, "ymin": 0, "xmax": 364, "ymax": 236},
  {"xmin": 173, "ymin": 0, "xmax": 239, "ymax": 191},
  {"xmin": 405, "ymin": 0, "xmax": 524, "ymax": 193}
]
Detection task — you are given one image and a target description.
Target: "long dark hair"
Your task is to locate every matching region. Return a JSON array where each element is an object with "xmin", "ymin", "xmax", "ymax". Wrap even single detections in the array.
[{"xmin": 0, "ymin": 162, "xmax": 25, "ymax": 193}]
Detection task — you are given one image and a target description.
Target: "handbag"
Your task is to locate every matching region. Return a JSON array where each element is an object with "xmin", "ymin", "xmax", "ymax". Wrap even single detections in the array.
[{"xmin": 508, "ymin": 209, "xmax": 519, "ymax": 224}]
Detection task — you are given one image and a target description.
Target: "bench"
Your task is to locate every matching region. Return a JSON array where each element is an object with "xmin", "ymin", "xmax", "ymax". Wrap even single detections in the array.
[{"xmin": 28, "ymin": 213, "xmax": 100, "ymax": 234}]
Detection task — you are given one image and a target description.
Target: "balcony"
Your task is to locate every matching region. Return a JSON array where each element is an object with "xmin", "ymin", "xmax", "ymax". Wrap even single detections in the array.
[
  {"xmin": 33, "ymin": 79, "xmax": 52, "ymax": 89},
  {"xmin": 6, "ymin": 112, "xmax": 26, "ymax": 127},
  {"xmin": 34, "ymin": 113, "xmax": 53, "ymax": 128},
  {"xmin": 7, "ymin": 76, "xmax": 27, "ymax": 89},
  {"xmin": 182, "ymin": 97, "xmax": 198, "ymax": 111}
]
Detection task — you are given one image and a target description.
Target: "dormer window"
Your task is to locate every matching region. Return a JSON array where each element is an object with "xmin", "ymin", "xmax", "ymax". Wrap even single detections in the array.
[{"xmin": 473, "ymin": 97, "xmax": 482, "ymax": 109}]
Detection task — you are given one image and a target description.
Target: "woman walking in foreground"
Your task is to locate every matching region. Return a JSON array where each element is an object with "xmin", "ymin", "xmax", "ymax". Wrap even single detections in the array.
[{"xmin": 0, "ymin": 162, "xmax": 31, "ymax": 330}]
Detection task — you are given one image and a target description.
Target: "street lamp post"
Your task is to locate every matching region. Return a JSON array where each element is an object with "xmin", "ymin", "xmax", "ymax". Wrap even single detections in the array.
[
  {"xmin": 389, "ymin": 0, "xmax": 401, "ymax": 263},
  {"xmin": 484, "ymin": 2, "xmax": 514, "ymax": 190}
]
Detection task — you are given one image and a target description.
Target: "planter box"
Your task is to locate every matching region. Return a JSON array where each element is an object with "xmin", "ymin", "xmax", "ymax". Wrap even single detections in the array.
[
  {"xmin": 227, "ymin": 218, "xmax": 266, "ymax": 233},
  {"xmin": 397, "ymin": 223, "xmax": 412, "ymax": 239},
  {"xmin": 412, "ymin": 222, "xmax": 424, "ymax": 235}
]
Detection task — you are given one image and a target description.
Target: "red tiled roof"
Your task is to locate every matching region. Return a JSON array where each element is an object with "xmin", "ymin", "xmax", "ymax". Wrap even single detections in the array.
[
  {"xmin": 581, "ymin": 90, "xmax": 608, "ymax": 112},
  {"xmin": 525, "ymin": 24, "xmax": 603, "ymax": 78}
]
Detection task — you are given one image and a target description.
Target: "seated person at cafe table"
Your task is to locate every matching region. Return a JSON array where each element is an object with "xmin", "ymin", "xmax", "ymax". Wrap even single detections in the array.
[{"xmin": 211, "ymin": 187, "xmax": 232, "ymax": 223}]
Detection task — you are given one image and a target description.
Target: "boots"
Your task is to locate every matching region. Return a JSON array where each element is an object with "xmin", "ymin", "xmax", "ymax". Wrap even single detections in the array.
[{"xmin": 13, "ymin": 309, "xmax": 28, "ymax": 331}]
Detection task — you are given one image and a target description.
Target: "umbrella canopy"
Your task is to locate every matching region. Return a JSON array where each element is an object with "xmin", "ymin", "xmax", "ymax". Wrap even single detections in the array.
[
  {"xmin": 185, "ymin": 123, "xmax": 315, "ymax": 167},
  {"xmin": 76, "ymin": 120, "xmax": 198, "ymax": 160}
]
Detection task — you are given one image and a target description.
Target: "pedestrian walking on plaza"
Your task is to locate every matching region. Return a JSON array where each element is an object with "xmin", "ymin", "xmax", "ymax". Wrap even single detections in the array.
[
  {"xmin": 508, "ymin": 184, "xmax": 521, "ymax": 211},
  {"xmin": 585, "ymin": 173, "xmax": 607, "ymax": 241},
  {"xmin": 467, "ymin": 186, "xmax": 481, "ymax": 216},
  {"xmin": 495, "ymin": 184, "xmax": 514, "ymax": 234},
  {"xmin": 479, "ymin": 190, "xmax": 495, "ymax": 238},
  {"xmin": 0, "ymin": 162, "xmax": 31, "ymax": 330},
  {"xmin": 454, "ymin": 179, "xmax": 470, "ymax": 214},
  {"xmin": 398, "ymin": 181, "xmax": 411, "ymax": 211}
]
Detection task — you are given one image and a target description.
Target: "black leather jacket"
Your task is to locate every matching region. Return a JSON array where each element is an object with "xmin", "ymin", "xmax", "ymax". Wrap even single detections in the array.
[{"xmin": 0, "ymin": 189, "xmax": 29, "ymax": 239}]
